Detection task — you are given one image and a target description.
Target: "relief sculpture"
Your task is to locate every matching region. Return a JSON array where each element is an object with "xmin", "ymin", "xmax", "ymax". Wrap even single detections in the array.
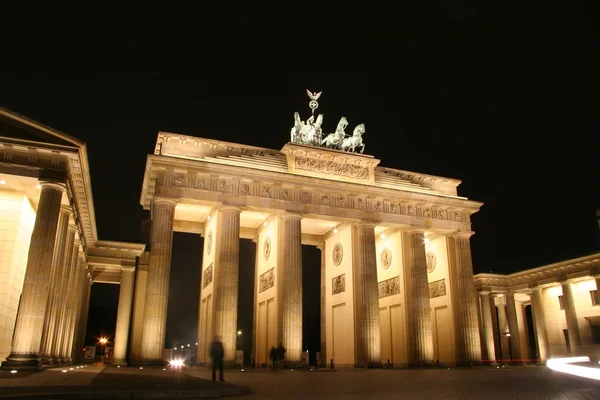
[
  {"xmin": 429, "ymin": 279, "xmax": 447, "ymax": 298},
  {"xmin": 378, "ymin": 276, "xmax": 400, "ymax": 299},
  {"xmin": 332, "ymin": 274, "xmax": 345, "ymax": 295},
  {"xmin": 202, "ymin": 263, "xmax": 213, "ymax": 289},
  {"xmin": 259, "ymin": 268, "xmax": 275, "ymax": 293},
  {"xmin": 295, "ymin": 157, "xmax": 369, "ymax": 179}
]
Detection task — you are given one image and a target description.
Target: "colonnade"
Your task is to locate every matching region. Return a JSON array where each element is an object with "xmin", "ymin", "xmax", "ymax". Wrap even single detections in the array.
[
  {"xmin": 1, "ymin": 182, "xmax": 92, "ymax": 369},
  {"xmin": 135, "ymin": 197, "xmax": 482, "ymax": 367},
  {"xmin": 478, "ymin": 276, "xmax": 600, "ymax": 364}
]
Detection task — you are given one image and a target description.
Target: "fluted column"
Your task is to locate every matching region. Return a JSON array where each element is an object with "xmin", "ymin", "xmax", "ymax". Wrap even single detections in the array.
[
  {"xmin": 213, "ymin": 206, "xmax": 241, "ymax": 363},
  {"xmin": 352, "ymin": 223, "xmax": 381, "ymax": 367},
  {"xmin": 51, "ymin": 226, "xmax": 77, "ymax": 362},
  {"xmin": 112, "ymin": 268, "xmax": 135, "ymax": 365},
  {"xmin": 75, "ymin": 277, "xmax": 92, "ymax": 364},
  {"xmin": 561, "ymin": 281, "xmax": 581, "ymax": 354},
  {"xmin": 402, "ymin": 230, "xmax": 433, "ymax": 366},
  {"xmin": 505, "ymin": 292, "xmax": 522, "ymax": 362},
  {"xmin": 63, "ymin": 251, "xmax": 83, "ymax": 363},
  {"xmin": 58, "ymin": 236, "xmax": 81, "ymax": 362},
  {"xmin": 3, "ymin": 182, "xmax": 65, "ymax": 369},
  {"xmin": 71, "ymin": 262, "xmax": 89, "ymax": 363},
  {"xmin": 277, "ymin": 214, "xmax": 303, "ymax": 364},
  {"xmin": 40, "ymin": 206, "xmax": 72, "ymax": 364},
  {"xmin": 140, "ymin": 198, "xmax": 176, "ymax": 363},
  {"xmin": 449, "ymin": 233, "xmax": 482, "ymax": 365},
  {"xmin": 530, "ymin": 287, "xmax": 548, "ymax": 362},
  {"xmin": 479, "ymin": 292, "xmax": 497, "ymax": 364},
  {"xmin": 496, "ymin": 301, "xmax": 511, "ymax": 361},
  {"xmin": 317, "ymin": 242, "xmax": 326, "ymax": 366}
]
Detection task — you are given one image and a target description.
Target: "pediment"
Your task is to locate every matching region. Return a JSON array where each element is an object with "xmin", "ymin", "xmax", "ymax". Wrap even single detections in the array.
[{"xmin": 0, "ymin": 108, "xmax": 82, "ymax": 149}]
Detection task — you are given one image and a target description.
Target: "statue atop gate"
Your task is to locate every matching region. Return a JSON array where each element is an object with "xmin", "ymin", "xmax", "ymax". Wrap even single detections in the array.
[{"xmin": 290, "ymin": 90, "xmax": 366, "ymax": 153}]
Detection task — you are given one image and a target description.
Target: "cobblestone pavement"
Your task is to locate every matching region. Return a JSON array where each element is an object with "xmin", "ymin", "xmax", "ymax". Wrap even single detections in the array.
[{"xmin": 185, "ymin": 366, "xmax": 600, "ymax": 400}]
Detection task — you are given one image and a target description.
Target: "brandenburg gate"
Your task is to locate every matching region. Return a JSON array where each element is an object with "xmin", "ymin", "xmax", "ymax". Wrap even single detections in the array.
[{"xmin": 129, "ymin": 91, "xmax": 484, "ymax": 367}]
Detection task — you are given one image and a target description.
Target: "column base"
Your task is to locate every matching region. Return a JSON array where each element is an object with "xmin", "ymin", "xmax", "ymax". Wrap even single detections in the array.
[
  {"xmin": 40, "ymin": 355, "xmax": 54, "ymax": 366},
  {"xmin": 111, "ymin": 359, "xmax": 128, "ymax": 367},
  {"xmin": 1, "ymin": 354, "xmax": 43, "ymax": 370},
  {"xmin": 137, "ymin": 359, "xmax": 167, "ymax": 367},
  {"xmin": 408, "ymin": 361, "xmax": 437, "ymax": 368}
]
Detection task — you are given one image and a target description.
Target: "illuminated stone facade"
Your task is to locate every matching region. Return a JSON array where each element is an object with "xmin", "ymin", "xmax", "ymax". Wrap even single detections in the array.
[
  {"xmin": 0, "ymin": 108, "xmax": 145, "ymax": 369},
  {"xmin": 134, "ymin": 132, "xmax": 485, "ymax": 367},
  {"xmin": 474, "ymin": 253, "xmax": 600, "ymax": 364}
]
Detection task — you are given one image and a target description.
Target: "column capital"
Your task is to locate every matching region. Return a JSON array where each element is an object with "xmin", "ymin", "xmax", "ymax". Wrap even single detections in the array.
[
  {"xmin": 153, "ymin": 197, "xmax": 178, "ymax": 207},
  {"xmin": 316, "ymin": 241, "xmax": 325, "ymax": 251},
  {"xmin": 280, "ymin": 212, "xmax": 302, "ymax": 221},
  {"xmin": 406, "ymin": 227, "xmax": 427, "ymax": 234},
  {"xmin": 354, "ymin": 221, "xmax": 377, "ymax": 229},
  {"xmin": 60, "ymin": 205, "xmax": 73, "ymax": 215},
  {"xmin": 450, "ymin": 230, "xmax": 475, "ymax": 239},
  {"xmin": 38, "ymin": 181, "xmax": 67, "ymax": 192},
  {"xmin": 219, "ymin": 205, "xmax": 242, "ymax": 213}
]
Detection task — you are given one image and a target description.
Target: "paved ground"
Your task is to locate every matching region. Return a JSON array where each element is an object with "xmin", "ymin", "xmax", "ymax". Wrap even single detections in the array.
[
  {"xmin": 1, "ymin": 363, "xmax": 600, "ymax": 399},
  {"xmin": 186, "ymin": 365, "xmax": 600, "ymax": 400}
]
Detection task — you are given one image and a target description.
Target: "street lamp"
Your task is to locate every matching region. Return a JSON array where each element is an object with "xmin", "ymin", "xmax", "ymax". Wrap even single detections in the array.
[{"xmin": 99, "ymin": 337, "xmax": 108, "ymax": 363}]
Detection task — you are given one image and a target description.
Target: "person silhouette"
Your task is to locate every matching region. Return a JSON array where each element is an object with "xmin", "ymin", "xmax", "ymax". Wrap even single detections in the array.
[
  {"xmin": 210, "ymin": 336, "xmax": 225, "ymax": 382},
  {"xmin": 276, "ymin": 342, "xmax": 286, "ymax": 370}
]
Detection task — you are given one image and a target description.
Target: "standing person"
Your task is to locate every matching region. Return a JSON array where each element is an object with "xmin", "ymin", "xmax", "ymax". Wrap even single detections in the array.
[
  {"xmin": 210, "ymin": 336, "xmax": 225, "ymax": 382},
  {"xmin": 269, "ymin": 346, "xmax": 277, "ymax": 371},
  {"xmin": 276, "ymin": 342, "xmax": 286, "ymax": 370}
]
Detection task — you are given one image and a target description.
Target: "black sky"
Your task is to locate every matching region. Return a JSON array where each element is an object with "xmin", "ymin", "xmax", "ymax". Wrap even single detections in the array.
[{"xmin": 2, "ymin": 4, "xmax": 599, "ymax": 349}]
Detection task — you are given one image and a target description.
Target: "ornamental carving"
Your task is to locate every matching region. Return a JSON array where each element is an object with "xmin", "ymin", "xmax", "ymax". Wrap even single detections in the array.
[
  {"xmin": 429, "ymin": 279, "xmax": 446, "ymax": 298},
  {"xmin": 407, "ymin": 205, "xmax": 416, "ymax": 216},
  {"xmin": 202, "ymin": 263, "xmax": 213, "ymax": 289},
  {"xmin": 380, "ymin": 248, "xmax": 392, "ymax": 269},
  {"xmin": 378, "ymin": 276, "xmax": 400, "ymax": 299},
  {"xmin": 332, "ymin": 243, "xmax": 343, "ymax": 266},
  {"xmin": 300, "ymin": 190, "xmax": 311, "ymax": 203},
  {"xmin": 259, "ymin": 267, "xmax": 275, "ymax": 293},
  {"xmin": 357, "ymin": 197, "xmax": 366, "ymax": 209},
  {"xmin": 336, "ymin": 195, "xmax": 348, "ymax": 207},
  {"xmin": 426, "ymin": 251, "xmax": 436, "ymax": 273},
  {"xmin": 320, "ymin": 194, "xmax": 331, "ymax": 205},
  {"xmin": 281, "ymin": 188, "xmax": 291, "ymax": 200},
  {"xmin": 437, "ymin": 209, "xmax": 446, "ymax": 220},
  {"xmin": 195, "ymin": 177, "xmax": 206, "ymax": 189},
  {"xmin": 332, "ymin": 274, "xmax": 345, "ymax": 295},
  {"xmin": 390, "ymin": 203, "xmax": 399, "ymax": 214},
  {"xmin": 260, "ymin": 185, "xmax": 272, "ymax": 198},
  {"xmin": 207, "ymin": 230, "xmax": 213, "ymax": 255},
  {"xmin": 263, "ymin": 237, "xmax": 271, "ymax": 261},
  {"xmin": 173, "ymin": 173, "xmax": 188, "ymax": 187},
  {"xmin": 239, "ymin": 183, "xmax": 250, "ymax": 195},
  {"xmin": 218, "ymin": 179, "xmax": 229, "ymax": 192},
  {"xmin": 453, "ymin": 211, "xmax": 462, "ymax": 222},
  {"xmin": 374, "ymin": 200, "xmax": 383, "ymax": 212},
  {"xmin": 423, "ymin": 207, "xmax": 432, "ymax": 218},
  {"xmin": 295, "ymin": 157, "xmax": 369, "ymax": 180}
]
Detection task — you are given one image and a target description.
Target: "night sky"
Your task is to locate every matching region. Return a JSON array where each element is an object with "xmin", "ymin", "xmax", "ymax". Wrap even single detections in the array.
[{"xmin": 1, "ymin": 4, "xmax": 598, "ymax": 356}]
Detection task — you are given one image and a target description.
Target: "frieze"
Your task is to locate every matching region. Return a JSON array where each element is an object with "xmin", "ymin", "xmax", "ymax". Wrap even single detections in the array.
[
  {"xmin": 173, "ymin": 173, "xmax": 188, "ymax": 187},
  {"xmin": 429, "ymin": 279, "xmax": 446, "ymax": 298},
  {"xmin": 281, "ymin": 188, "xmax": 291, "ymax": 200},
  {"xmin": 202, "ymin": 263, "xmax": 213, "ymax": 289},
  {"xmin": 217, "ymin": 179, "xmax": 230, "ymax": 192},
  {"xmin": 423, "ymin": 207, "xmax": 432, "ymax": 218},
  {"xmin": 332, "ymin": 273, "xmax": 345, "ymax": 295},
  {"xmin": 295, "ymin": 157, "xmax": 369, "ymax": 180},
  {"xmin": 300, "ymin": 190, "xmax": 312, "ymax": 203},
  {"xmin": 320, "ymin": 193, "xmax": 331, "ymax": 205},
  {"xmin": 336, "ymin": 195, "xmax": 348, "ymax": 207},
  {"xmin": 239, "ymin": 182, "xmax": 250, "ymax": 195},
  {"xmin": 378, "ymin": 276, "xmax": 400, "ymax": 298},
  {"xmin": 260, "ymin": 185, "xmax": 272, "ymax": 198},
  {"xmin": 259, "ymin": 267, "xmax": 275, "ymax": 293}
]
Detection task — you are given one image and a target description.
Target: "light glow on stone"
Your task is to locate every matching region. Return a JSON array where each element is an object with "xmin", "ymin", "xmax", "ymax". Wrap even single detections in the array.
[
  {"xmin": 10, "ymin": 370, "xmax": 17, "ymax": 374},
  {"xmin": 424, "ymin": 237, "xmax": 430, "ymax": 243},
  {"xmin": 62, "ymin": 370, "xmax": 67, "ymax": 373},
  {"xmin": 0, "ymin": 180, "xmax": 6, "ymax": 185},
  {"xmin": 547, "ymin": 356, "xmax": 600, "ymax": 380},
  {"xmin": 333, "ymin": 228, "xmax": 338, "ymax": 234},
  {"xmin": 207, "ymin": 215, "xmax": 211, "ymax": 220},
  {"xmin": 170, "ymin": 359, "xmax": 184, "ymax": 368}
]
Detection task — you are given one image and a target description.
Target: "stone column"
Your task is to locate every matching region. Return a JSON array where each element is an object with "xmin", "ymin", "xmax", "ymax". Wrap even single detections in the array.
[
  {"xmin": 71, "ymin": 261, "xmax": 89, "ymax": 364},
  {"xmin": 449, "ymin": 233, "xmax": 482, "ymax": 365},
  {"xmin": 40, "ymin": 206, "xmax": 72, "ymax": 364},
  {"xmin": 140, "ymin": 198, "xmax": 176, "ymax": 364},
  {"xmin": 51, "ymin": 226, "xmax": 77, "ymax": 362},
  {"xmin": 402, "ymin": 230, "xmax": 433, "ymax": 366},
  {"xmin": 317, "ymin": 242, "xmax": 326, "ymax": 367},
  {"xmin": 2, "ymin": 182, "xmax": 64, "ymax": 369},
  {"xmin": 353, "ymin": 223, "xmax": 381, "ymax": 367},
  {"xmin": 277, "ymin": 214, "xmax": 303, "ymax": 364},
  {"xmin": 75, "ymin": 277, "xmax": 92, "ymax": 364},
  {"xmin": 479, "ymin": 292, "xmax": 497, "ymax": 364},
  {"xmin": 59, "ymin": 237, "xmax": 81, "ymax": 362},
  {"xmin": 112, "ymin": 268, "xmax": 136, "ymax": 366},
  {"xmin": 530, "ymin": 287, "xmax": 548, "ymax": 362},
  {"xmin": 251, "ymin": 236, "xmax": 259, "ymax": 368},
  {"xmin": 505, "ymin": 292, "xmax": 522, "ymax": 362},
  {"xmin": 496, "ymin": 300, "xmax": 511, "ymax": 361},
  {"xmin": 63, "ymin": 252, "xmax": 83, "ymax": 363},
  {"xmin": 213, "ymin": 206, "xmax": 241, "ymax": 363},
  {"xmin": 561, "ymin": 281, "xmax": 581, "ymax": 354}
]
